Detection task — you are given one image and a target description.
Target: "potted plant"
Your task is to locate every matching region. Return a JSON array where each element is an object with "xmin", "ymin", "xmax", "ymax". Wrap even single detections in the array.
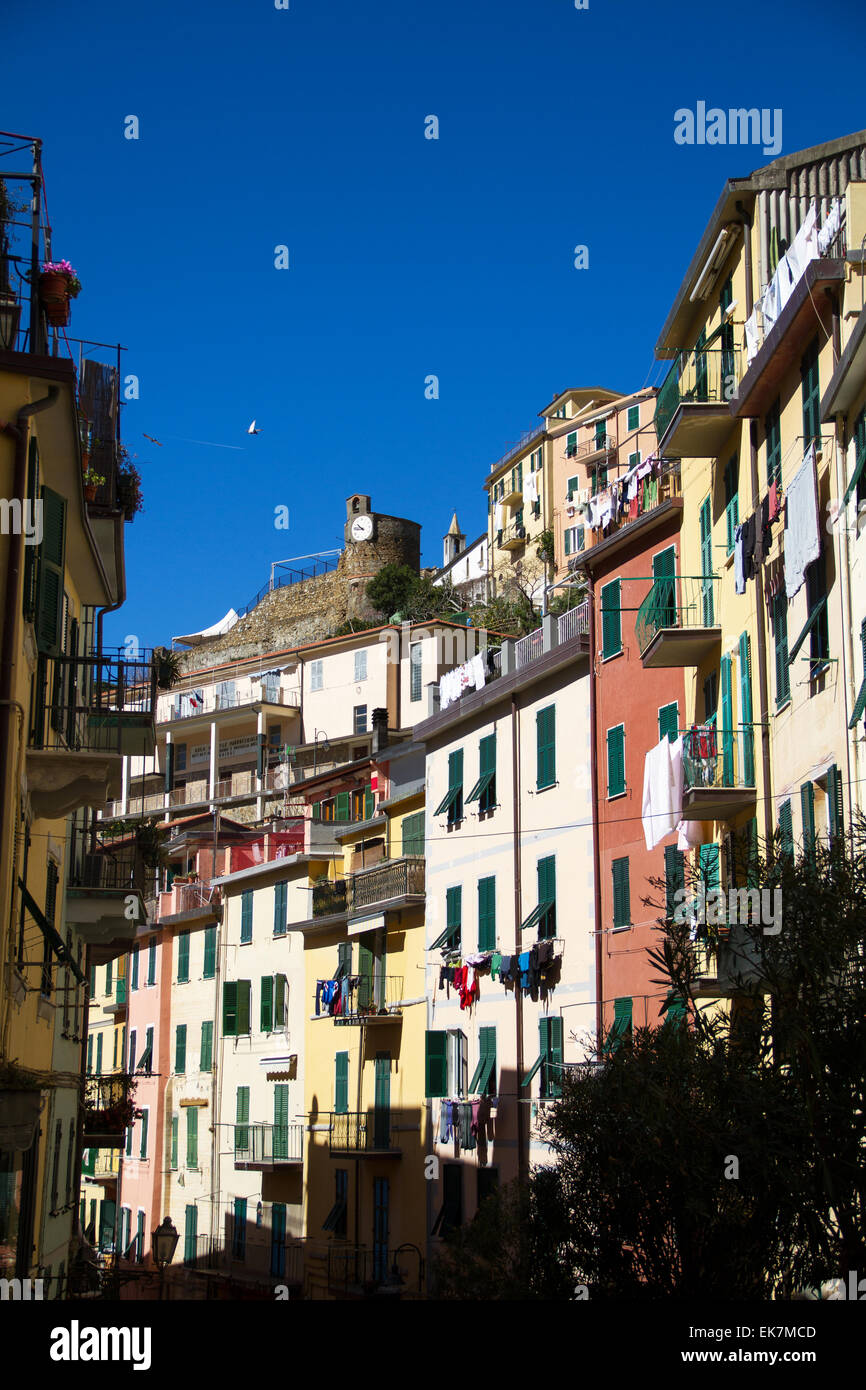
[
  {"xmin": 83, "ymin": 467, "xmax": 106, "ymax": 502},
  {"xmin": 38, "ymin": 259, "xmax": 81, "ymax": 327},
  {"xmin": 116, "ymin": 449, "xmax": 143, "ymax": 520},
  {"xmin": 153, "ymin": 646, "xmax": 182, "ymax": 690},
  {"xmin": 0, "ymin": 1059, "xmax": 44, "ymax": 1150}
]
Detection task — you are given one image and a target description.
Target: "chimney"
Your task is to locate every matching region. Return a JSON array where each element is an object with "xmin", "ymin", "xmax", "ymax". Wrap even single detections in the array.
[{"xmin": 371, "ymin": 707, "xmax": 389, "ymax": 753}]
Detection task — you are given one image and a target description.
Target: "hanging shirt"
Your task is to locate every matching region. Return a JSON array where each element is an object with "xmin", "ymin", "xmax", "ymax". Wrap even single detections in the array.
[
  {"xmin": 784, "ymin": 444, "xmax": 821, "ymax": 598},
  {"xmin": 642, "ymin": 736, "xmax": 684, "ymax": 851}
]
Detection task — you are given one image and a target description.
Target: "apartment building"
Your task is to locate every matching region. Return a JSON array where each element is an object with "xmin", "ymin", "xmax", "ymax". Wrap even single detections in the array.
[
  {"xmin": 0, "ymin": 133, "xmax": 154, "ymax": 1295},
  {"xmin": 414, "ymin": 605, "xmax": 596, "ymax": 1258}
]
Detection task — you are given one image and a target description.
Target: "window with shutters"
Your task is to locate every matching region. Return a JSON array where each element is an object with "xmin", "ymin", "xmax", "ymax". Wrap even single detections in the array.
[
  {"xmin": 600, "ymin": 579, "xmax": 622, "ymax": 659},
  {"xmin": 627, "ymin": 404, "xmax": 640, "ymax": 432},
  {"xmin": 131, "ymin": 945, "xmax": 139, "ymax": 991},
  {"xmin": 201, "ymin": 926, "xmax": 216, "ymax": 980},
  {"xmin": 765, "ymin": 400, "xmax": 782, "ymax": 489},
  {"xmin": 273, "ymin": 880, "xmax": 287, "ymax": 936},
  {"xmin": 261, "ymin": 975, "xmax": 274, "ymax": 1032},
  {"xmin": 738, "ymin": 632, "xmax": 755, "ymax": 786},
  {"xmin": 175, "ymin": 1024, "xmax": 187, "ymax": 1074},
  {"xmin": 146, "ymin": 937, "xmax": 156, "ymax": 986},
  {"xmin": 466, "ymin": 732, "xmax": 496, "ymax": 812},
  {"xmin": 801, "ymin": 781, "xmax": 816, "ymax": 861},
  {"xmin": 310, "ymin": 659, "xmax": 323, "ymax": 692},
  {"xmin": 170, "ymin": 1116, "xmax": 178, "ymax": 1170},
  {"xmin": 664, "ymin": 844, "xmax": 685, "ymax": 920},
  {"xmin": 274, "ymin": 973, "xmax": 288, "ymax": 1028},
  {"xmin": 353, "ymin": 704, "xmax": 367, "ymax": 734},
  {"xmin": 853, "ymin": 406, "xmax": 866, "ymax": 511},
  {"xmin": 240, "ymin": 891, "xmax": 253, "ymax": 944},
  {"xmin": 606, "ymin": 724, "xmax": 625, "ymax": 798},
  {"xmin": 778, "ymin": 799, "xmax": 794, "ymax": 859},
  {"xmin": 699, "ymin": 496, "xmax": 714, "ymax": 626},
  {"xmin": 801, "ymin": 338, "xmax": 821, "ymax": 448},
  {"xmin": 177, "ymin": 930, "xmax": 190, "ymax": 982},
  {"xmin": 200, "ymin": 1020, "xmax": 213, "ymax": 1072},
  {"xmin": 826, "ymin": 764, "xmax": 844, "ymax": 844},
  {"xmin": 35, "ymin": 486, "xmax": 66, "ymax": 655},
  {"xmin": 539, "ymin": 1017, "xmax": 564, "ymax": 1099},
  {"xmin": 432, "ymin": 1164, "xmax": 464, "ymax": 1238},
  {"xmin": 223, "ymin": 980, "xmax": 251, "ymax": 1036},
  {"xmin": 186, "ymin": 1107, "xmax": 198, "ymax": 1169},
  {"xmin": 233, "ymin": 1198, "xmax": 247, "ymax": 1261},
  {"xmin": 468, "ymin": 1026, "xmax": 497, "ymax": 1097},
  {"xmin": 536, "ymin": 705, "xmax": 556, "ymax": 789},
  {"xmin": 434, "ymin": 749, "xmax": 464, "ymax": 824},
  {"xmin": 724, "ymin": 454, "xmax": 739, "ymax": 553},
  {"xmin": 335, "ymin": 1051, "xmax": 349, "ymax": 1113},
  {"xmin": 425, "ymin": 1029, "xmax": 466, "ymax": 1098},
  {"xmin": 401, "ymin": 810, "xmax": 425, "ymax": 857},
  {"xmin": 849, "ymin": 619, "xmax": 866, "ymax": 728},
  {"xmin": 536, "ymin": 856, "xmax": 556, "ymax": 940},
  {"xmin": 772, "ymin": 593, "xmax": 790, "ymax": 707},
  {"xmin": 354, "ymin": 649, "xmax": 367, "ymax": 682},
  {"xmin": 604, "ymin": 997, "xmax": 633, "ymax": 1054},
  {"xmin": 612, "ymin": 857, "xmax": 631, "ymax": 928},
  {"xmin": 658, "ymin": 702, "xmax": 679, "ymax": 744},
  {"xmin": 567, "ymin": 474, "xmax": 580, "ymax": 497},
  {"xmin": 410, "ymin": 641, "xmax": 423, "ymax": 701},
  {"xmin": 274, "ymin": 1085, "xmax": 290, "ymax": 1159},
  {"xmin": 806, "ymin": 558, "xmax": 829, "ymax": 675},
  {"xmin": 477, "ymin": 876, "xmax": 496, "ymax": 951},
  {"xmin": 628, "ymin": 449, "xmax": 641, "ymax": 470},
  {"xmin": 139, "ymin": 1108, "xmax": 149, "ymax": 1160},
  {"xmin": 235, "ymin": 1087, "xmax": 250, "ymax": 1152},
  {"xmin": 429, "ymin": 885, "xmax": 461, "ymax": 951},
  {"xmin": 566, "ymin": 431, "xmax": 577, "ymax": 458}
]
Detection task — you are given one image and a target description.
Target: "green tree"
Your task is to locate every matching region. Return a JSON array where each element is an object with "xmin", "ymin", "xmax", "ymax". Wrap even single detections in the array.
[{"xmin": 365, "ymin": 563, "xmax": 418, "ymax": 619}]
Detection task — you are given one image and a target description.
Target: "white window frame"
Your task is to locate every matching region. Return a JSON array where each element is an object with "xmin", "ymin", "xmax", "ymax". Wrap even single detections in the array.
[
  {"xmin": 447, "ymin": 1029, "xmax": 467, "ymax": 1098},
  {"xmin": 310, "ymin": 660, "xmax": 323, "ymax": 692},
  {"xmin": 354, "ymin": 649, "xmax": 367, "ymax": 682}
]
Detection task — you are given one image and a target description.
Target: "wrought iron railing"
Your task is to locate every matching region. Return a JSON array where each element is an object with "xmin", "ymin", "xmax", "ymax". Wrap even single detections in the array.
[
  {"xmin": 82, "ymin": 1073, "xmax": 136, "ymax": 1141},
  {"xmin": 326, "ymin": 1242, "xmax": 423, "ymax": 1295},
  {"xmin": 69, "ymin": 849, "xmax": 146, "ymax": 893},
  {"xmin": 348, "ymin": 858, "xmax": 424, "ymax": 912},
  {"xmin": 28, "ymin": 649, "xmax": 156, "ymax": 754},
  {"xmin": 489, "ymin": 422, "xmax": 546, "ymax": 475},
  {"xmin": 682, "ymin": 720, "xmax": 756, "ymax": 794},
  {"xmin": 634, "ymin": 575, "xmax": 720, "ymax": 655},
  {"xmin": 337, "ymin": 975, "xmax": 404, "ymax": 1019},
  {"xmin": 233, "ymin": 1122, "xmax": 304, "ymax": 1165},
  {"xmin": 573, "ymin": 431, "xmax": 617, "ymax": 460},
  {"xmin": 655, "ymin": 347, "xmax": 741, "ymax": 441},
  {"xmin": 328, "ymin": 1110, "xmax": 399, "ymax": 1152}
]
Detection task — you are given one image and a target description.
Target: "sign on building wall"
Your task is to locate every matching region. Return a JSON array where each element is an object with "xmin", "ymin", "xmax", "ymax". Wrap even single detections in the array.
[{"xmin": 189, "ymin": 734, "xmax": 259, "ymax": 766}]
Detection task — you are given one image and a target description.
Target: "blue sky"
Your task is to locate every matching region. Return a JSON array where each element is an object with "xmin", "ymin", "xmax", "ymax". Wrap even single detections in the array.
[{"xmin": 5, "ymin": 0, "xmax": 865, "ymax": 651}]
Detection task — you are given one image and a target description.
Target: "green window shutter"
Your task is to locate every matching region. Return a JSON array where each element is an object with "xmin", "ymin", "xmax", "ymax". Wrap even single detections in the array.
[
  {"xmin": 566, "ymin": 431, "xmax": 577, "ymax": 456},
  {"xmin": 222, "ymin": 980, "xmax": 238, "ymax": 1036},
  {"xmin": 335, "ymin": 791, "xmax": 350, "ymax": 822},
  {"xmin": 537, "ymin": 856, "xmax": 556, "ymax": 939},
  {"xmin": 479, "ymin": 733, "xmax": 496, "ymax": 811},
  {"xmin": 335, "ymin": 1051, "xmax": 349, "ymax": 1113},
  {"xmin": 801, "ymin": 338, "xmax": 820, "ymax": 447},
  {"xmin": 87, "ymin": 1034, "xmax": 93, "ymax": 1073},
  {"xmin": 171, "ymin": 1116, "xmax": 178, "ymax": 1169},
  {"xmin": 446, "ymin": 885, "xmax": 462, "ymax": 948},
  {"xmin": 773, "ymin": 594, "xmax": 790, "ymax": 707},
  {"xmin": 237, "ymin": 980, "xmax": 251, "ymax": 1034},
  {"xmin": 481, "ymin": 1025, "xmax": 496, "ymax": 1096},
  {"xmin": 36, "ymin": 486, "xmax": 66, "ymax": 655},
  {"xmin": 699, "ymin": 497, "xmax": 714, "ymax": 625},
  {"xmin": 364, "ymin": 783, "xmax": 374, "ymax": 819},
  {"xmin": 720, "ymin": 654, "xmax": 734, "ymax": 785},
  {"xmin": 664, "ymin": 844, "xmax": 685, "ymax": 919},
  {"xmin": 658, "ymin": 701, "xmax": 679, "ymax": 743},
  {"xmin": 779, "ymin": 799, "xmax": 794, "ymax": 858},
  {"xmin": 357, "ymin": 940, "xmax": 374, "ymax": 1009},
  {"xmin": 801, "ymin": 782, "xmax": 816, "ymax": 860},
  {"xmin": 139, "ymin": 1109, "xmax": 149, "ymax": 1159},
  {"xmin": 738, "ymin": 632, "xmax": 754, "ymax": 785},
  {"xmin": 478, "ymin": 876, "xmax": 496, "ymax": 951},
  {"xmin": 724, "ymin": 454, "xmax": 739, "ymax": 553},
  {"xmin": 612, "ymin": 857, "xmax": 630, "ymax": 927},
  {"xmin": 601, "ymin": 579, "xmax": 622, "ymax": 658},
  {"xmin": 536, "ymin": 705, "xmax": 556, "ymax": 789},
  {"xmin": 336, "ymin": 941, "xmax": 352, "ymax": 980},
  {"xmin": 240, "ymin": 891, "xmax": 253, "ymax": 943},
  {"xmin": 766, "ymin": 400, "xmax": 782, "ymax": 488},
  {"xmin": 606, "ymin": 725, "xmax": 625, "ymax": 797},
  {"xmin": 627, "ymin": 405, "xmax": 639, "ymax": 432},
  {"xmin": 274, "ymin": 1084, "xmax": 289, "ymax": 1142},
  {"xmin": 827, "ymin": 764, "xmax": 844, "ymax": 842},
  {"xmin": 548, "ymin": 1017, "xmax": 564, "ymax": 1098},
  {"xmin": 177, "ymin": 930, "xmax": 190, "ymax": 983},
  {"xmin": 273, "ymin": 881, "xmax": 287, "ymax": 937},
  {"xmin": 275, "ymin": 974, "xmax": 287, "ymax": 1027},
  {"xmin": 203, "ymin": 926, "xmax": 216, "ymax": 978},
  {"xmin": 95, "ymin": 1032, "xmax": 103, "ymax": 1074},
  {"xmin": 425, "ymin": 1031, "xmax": 448, "ymax": 1098},
  {"xmin": 699, "ymin": 842, "xmax": 720, "ymax": 888},
  {"xmin": 130, "ymin": 947, "xmax": 139, "ymax": 991},
  {"xmin": 175, "ymin": 1024, "xmax": 186, "ymax": 1074},
  {"xmin": 200, "ymin": 1020, "xmax": 213, "ymax": 1072},
  {"xmin": 164, "ymin": 742, "xmax": 176, "ymax": 795},
  {"xmin": 448, "ymin": 750, "xmax": 463, "ymax": 823},
  {"xmin": 186, "ymin": 1107, "xmax": 198, "ymax": 1168},
  {"xmin": 401, "ymin": 810, "xmax": 425, "ymax": 857},
  {"xmin": 261, "ymin": 975, "xmax": 274, "ymax": 1032},
  {"xmin": 311, "ymin": 801, "xmax": 321, "ymax": 821},
  {"xmin": 235, "ymin": 1086, "xmax": 249, "ymax": 1152}
]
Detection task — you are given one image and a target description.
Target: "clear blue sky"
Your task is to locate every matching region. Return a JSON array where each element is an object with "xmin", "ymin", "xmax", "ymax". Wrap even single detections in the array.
[{"xmin": 5, "ymin": 0, "xmax": 865, "ymax": 651}]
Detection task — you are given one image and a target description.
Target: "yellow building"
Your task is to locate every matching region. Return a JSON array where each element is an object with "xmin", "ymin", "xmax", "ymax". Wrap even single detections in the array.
[
  {"xmin": 645, "ymin": 131, "xmax": 866, "ymax": 1003},
  {"xmin": 0, "ymin": 138, "xmax": 153, "ymax": 1295},
  {"xmin": 298, "ymin": 736, "xmax": 428, "ymax": 1298}
]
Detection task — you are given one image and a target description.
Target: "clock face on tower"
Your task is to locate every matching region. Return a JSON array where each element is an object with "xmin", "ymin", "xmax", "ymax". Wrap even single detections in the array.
[{"xmin": 350, "ymin": 514, "xmax": 373, "ymax": 541}]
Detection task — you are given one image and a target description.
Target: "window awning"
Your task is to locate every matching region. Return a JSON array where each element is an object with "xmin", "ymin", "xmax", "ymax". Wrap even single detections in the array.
[
  {"xmin": 519, "ymin": 900, "xmax": 554, "ymax": 934},
  {"xmin": 136, "ymin": 1046, "xmax": 153, "ymax": 1073},
  {"xmin": 787, "ymin": 596, "xmax": 827, "ymax": 665},
  {"xmin": 465, "ymin": 771, "xmax": 494, "ymax": 805},
  {"xmin": 841, "ymin": 443, "xmax": 866, "ymax": 510},
  {"xmin": 429, "ymin": 924, "xmax": 460, "ymax": 951},
  {"xmin": 18, "ymin": 879, "xmax": 86, "ymax": 985},
  {"xmin": 521, "ymin": 1054, "xmax": 544, "ymax": 1088},
  {"xmin": 602, "ymin": 1016, "xmax": 630, "ymax": 1055},
  {"xmin": 468, "ymin": 1054, "xmax": 494, "ymax": 1096},
  {"xmin": 322, "ymin": 1198, "xmax": 347, "ymax": 1233},
  {"xmin": 850, "ymin": 677, "xmax": 866, "ymax": 728},
  {"xmin": 433, "ymin": 786, "xmax": 460, "ymax": 817}
]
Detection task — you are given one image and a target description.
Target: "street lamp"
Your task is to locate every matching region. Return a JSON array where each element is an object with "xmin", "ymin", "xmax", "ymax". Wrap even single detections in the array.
[{"xmin": 152, "ymin": 1216, "xmax": 179, "ymax": 1300}]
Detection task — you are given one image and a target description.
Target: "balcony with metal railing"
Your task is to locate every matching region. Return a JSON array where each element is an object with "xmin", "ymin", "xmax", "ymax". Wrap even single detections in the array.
[
  {"xmin": 328, "ymin": 1109, "xmax": 403, "ymax": 1156},
  {"xmin": 655, "ymin": 347, "xmax": 741, "ymax": 458},
  {"xmin": 233, "ymin": 1122, "xmax": 304, "ymax": 1170},
  {"xmin": 680, "ymin": 720, "xmax": 756, "ymax": 821},
  {"xmin": 635, "ymin": 574, "xmax": 722, "ymax": 668},
  {"xmin": 348, "ymin": 857, "xmax": 425, "ymax": 914},
  {"xmin": 82, "ymin": 1073, "xmax": 137, "ymax": 1147},
  {"xmin": 498, "ymin": 518, "xmax": 527, "ymax": 550},
  {"xmin": 104, "ymin": 975, "xmax": 128, "ymax": 1015},
  {"xmin": 571, "ymin": 431, "xmax": 617, "ymax": 463},
  {"xmin": 164, "ymin": 686, "xmax": 301, "ymax": 723},
  {"xmin": 556, "ymin": 600, "xmax": 590, "ymax": 645},
  {"xmin": 333, "ymin": 974, "xmax": 404, "ymax": 1025},
  {"xmin": 312, "ymin": 878, "xmax": 348, "ymax": 917}
]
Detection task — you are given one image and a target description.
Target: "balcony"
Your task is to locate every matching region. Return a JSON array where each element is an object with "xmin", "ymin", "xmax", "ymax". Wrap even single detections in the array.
[
  {"xmin": 680, "ymin": 723, "xmax": 756, "ymax": 821},
  {"xmin": 313, "ymin": 879, "xmax": 348, "ymax": 917},
  {"xmin": 331, "ymin": 975, "xmax": 404, "ymax": 1025},
  {"xmin": 104, "ymin": 976, "xmax": 128, "ymax": 1015},
  {"xmin": 233, "ymin": 1122, "xmax": 304, "ymax": 1170},
  {"xmin": 635, "ymin": 575, "xmax": 722, "ymax": 668},
  {"xmin": 157, "ymin": 880, "xmax": 220, "ymax": 927},
  {"xmin": 655, "ymin": 348, "xmax": 740, "ymax": 458},
  {"xmin": 26, "ymin": 649, "xmax": 156, "ymax": 818},
  {"xmin": 165, "ymin": 687, "xmax": 301, "ymax": 723},
  {"xmin": 582, "ymin": 459, "xmax": 682, "ymax": 558},
  {"xmin": 691, "ymin": 923, "xmax": 764, "ymax": 997},
  {"xmin": 348, "ymin": 857, "xmax": 425, "ymax": 914},
  {"xmin": 328, "ymin": 1110, "xmax": 402, "ymax": 1157},
  {"xmin": 324, "ymin": 1243, "xmax": 424, "ymax": 1297},
  {"xmin": 82, "ymin": 1073, "xmax": 136, "ymax": 1148},
  {"xmin": 66, "ymin": 847, "xmax": 149, "ymax": 958},
  {"xmin": 499, "ymin": 519, "xmax": 527, "ymax": 550},
  {"xmin": 574, "ymin": 431, "xmax": 617, "ymax": 463},
  {"xmin": 556, "ymin": 602, "xmax": 590, "ymax": 645}
]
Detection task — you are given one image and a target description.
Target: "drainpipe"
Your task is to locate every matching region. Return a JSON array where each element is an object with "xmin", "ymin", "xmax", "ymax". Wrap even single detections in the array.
[
  {"xmin": 830, "ymin": 295, "xmax": 858, "ymax": 833},
  {"xmin": 0, "ymin": 389, "xmax": 59, "ymax": 977},
  {"xmin": 739, "ymin": 202, "xmax": 774, "ymax": 848},
  {"xmin": 586, "ymin": 574, "xmax": 604, "ymax": 1053},
  {"xmin": 510, "ymin": 693, "xmax": 526, "ymax": 1182}
]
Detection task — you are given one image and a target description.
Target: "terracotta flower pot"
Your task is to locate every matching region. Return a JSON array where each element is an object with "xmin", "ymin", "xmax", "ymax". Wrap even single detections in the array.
[
  {"xmin": 85, "ymin": 483, "xmax": 98, "ymax": 502},
  {"xmin": 39, "ymin": 272, "xmax": 71, "ymax": 327}
]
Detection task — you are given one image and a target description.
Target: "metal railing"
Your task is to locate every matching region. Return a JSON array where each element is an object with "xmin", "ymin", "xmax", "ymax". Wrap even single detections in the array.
[
  {"xmin": 312, "ymin": 879, "xmax": 348, "ymax": 917},
  {"xmin": 497, "ymin": 518, "xmax": 527, "ymax": 547},
  {"xmin": 557, "ymin": 600, "xmax": 590, "ymax": 645},
  {"xmin": 328, "ymin": 1109, "xmax": 399, "ymax": 1152},
  {"xmin": 82, "ymin": 1073, "xmax": 136, "ymax": 1139},
  {"xmin": 683, "ymin": 721, "xmax": 756, "ymax": 793},
  {"xmin": 635, "ymin": 575, "xmax": 720, "ymax": 655},
  {"xmin": 348, "ymin": 857, "xmax": 424, "ymax": 911},
  {"xmin": 655, "ymin": 347, "xmax": 741, "ymax": 441},
  {"xmin": 163, "ymin": 881, "xmax": 218, "ymax": 916},
  {"xmin": 168, "ymin": 687, "xmax": 300, "ymax": 720},
  {"xmin": 489, "ymin": 422, "xmax": 546, "ymax": 475},
  {"xmin": 28, "ymin": 649, "xmax": 156, "ymax": 754},
  {"xmin": 325, "ymin": 1242, "xmax": 423, "ymax": 1295},
  {"xmin": 572, "ymin": 431, "xmax": 617, "ymax": 460},
  {"xmin": 69, "ymin": 848, "xmax": 146, "ymax": 893},
  {"xmin": 515, "ymin": 625, "xmax": 544, "ymax": 668},
  {"xmin": 233, "ymin": 1122, "xmax": 304, "ymax": 1165},
  {"xmin": 338, "ymin": 975, "xmax": 404, "ymax": 1019}
]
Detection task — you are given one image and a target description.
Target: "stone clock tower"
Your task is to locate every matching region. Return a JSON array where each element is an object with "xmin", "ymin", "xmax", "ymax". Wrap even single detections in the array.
[{"xmin": 342, "ymin": 493, "xmax": 422, "ymax": 619}]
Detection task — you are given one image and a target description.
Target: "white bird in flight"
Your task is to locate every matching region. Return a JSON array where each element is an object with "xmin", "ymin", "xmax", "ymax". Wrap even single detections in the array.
[{"xmin": 247, "ymin": 420, "xmax": 261, "ymax": 434}]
